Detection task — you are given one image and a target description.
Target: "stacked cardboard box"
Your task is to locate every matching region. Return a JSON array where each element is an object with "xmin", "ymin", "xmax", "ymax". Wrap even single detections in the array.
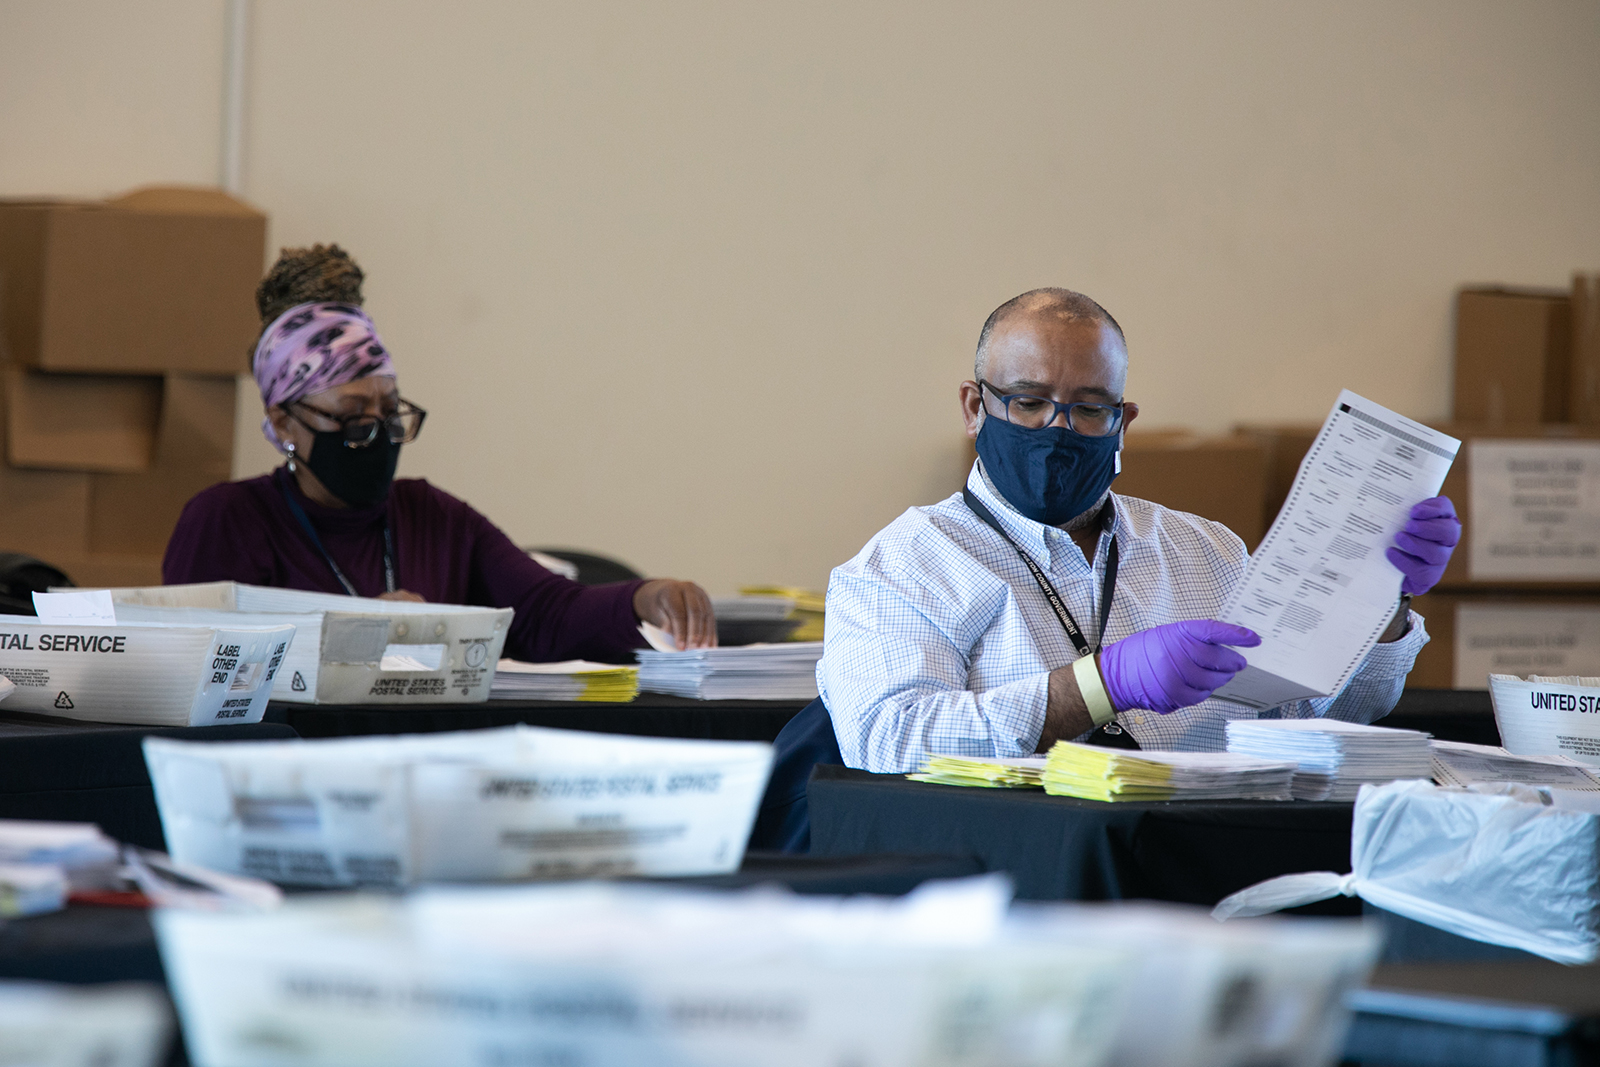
[
  {"xmin": 1238, "ymin": 276, "xmax": 1600, "ymax": 690},
  {"xmin": 0, "ymin": 186, "xmax": 264, "ymax": 588}
]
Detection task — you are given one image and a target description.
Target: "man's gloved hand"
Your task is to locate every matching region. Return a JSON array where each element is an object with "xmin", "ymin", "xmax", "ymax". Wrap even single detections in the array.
[
  {"xmin": 1384, "ymin": 496, "xmax": 1462, "ymax": 596},
  {"xmin": 1097, "ymin": 620, "xmax": 1261, "ymax": 714}
]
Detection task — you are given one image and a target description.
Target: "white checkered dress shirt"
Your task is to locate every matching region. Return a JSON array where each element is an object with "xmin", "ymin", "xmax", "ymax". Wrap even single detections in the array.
[{"xmin": 818, "ymin": 462, "xmax": 1430, "ymax": 773}]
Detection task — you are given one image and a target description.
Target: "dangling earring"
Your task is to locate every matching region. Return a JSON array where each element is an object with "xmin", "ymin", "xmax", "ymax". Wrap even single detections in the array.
[{"xmin": 285, "ymin": 442, "xmax": 299, "ymax": 473}]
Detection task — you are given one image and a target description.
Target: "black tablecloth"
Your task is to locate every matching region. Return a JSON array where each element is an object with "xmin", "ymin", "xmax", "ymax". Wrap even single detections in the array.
[
  {"xmin": 807, "ymin": 764, "xmax": 1357, "ymax": 907},
  {"xmin": 1384, "ymin": 688, "xmax": 1499, "ymax": 746},
  {"xmin": 267, "ymin": 694, "xmax": 807, "ymax": 741},
  {"xmin": 0, "ymin": 715, "xmax": 298, "ymax": 850}
]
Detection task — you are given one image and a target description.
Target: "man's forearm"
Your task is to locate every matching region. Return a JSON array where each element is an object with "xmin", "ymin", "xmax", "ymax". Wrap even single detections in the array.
[{"xmin": 1039, "ymin": 664, "xmax": 1095, "ymax": 751}]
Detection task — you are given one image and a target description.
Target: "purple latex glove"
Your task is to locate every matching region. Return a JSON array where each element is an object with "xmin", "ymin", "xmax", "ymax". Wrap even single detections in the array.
[
  {"xmin": 1384, "ymin": 496, "xmax": 1461, "ymax": 596},
  {"xmin": 1097, "ymin": 620, "xmax": 1261, "ymax": 714}
]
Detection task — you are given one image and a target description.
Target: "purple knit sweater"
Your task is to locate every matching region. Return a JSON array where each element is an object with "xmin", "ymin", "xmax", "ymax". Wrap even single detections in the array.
[{"xmin": 163, "ymin": 467, "xmax": 646, "ymax": 663}]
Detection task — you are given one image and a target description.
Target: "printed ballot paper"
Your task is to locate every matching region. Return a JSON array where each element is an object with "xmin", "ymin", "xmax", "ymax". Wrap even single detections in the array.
[
  {"xmin": 1430, "ymin": 739, "xmax": 1600, "ymax": 791},
  {"xmin": 0, "ymin": 615, "xmax": 291, "ymax": 726},
  {"xmin": 144, "ymin": 726, "xmax": 773, "ymax": 887},
  {"xmin": 1216, "ymin": 391, "xmax": 1459, "ymax": 709},
  {"xmin": 104, "ymin": 582, "xmax": 511, "ymax": 704},
  {"xmin": 1489, "ymin": 673, "xmax": 1600, "ymax": 768}
]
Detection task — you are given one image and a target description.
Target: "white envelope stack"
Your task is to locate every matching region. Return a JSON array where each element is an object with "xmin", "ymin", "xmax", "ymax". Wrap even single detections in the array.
[
  {"xmin": 1225, "ymin": 719, "xmax": 1433, "ymax": 801},
  {"xmin": 154, "ymin": 875, "xmax": 1380, "ymax": 1067},
  {"xmin": 144, "ymin": 726, "xmax": 773, "ymax": 888},
  {"xmin": 105, "ymin": 581, "xmax": 512, "ymax": 704},
  {"xmin": 636, "ymin": 642, "xmax": 823, "ymax": 700},
  {"xmin": 0, "ymin": 614, "xmax": 292, "ymax": 726}
]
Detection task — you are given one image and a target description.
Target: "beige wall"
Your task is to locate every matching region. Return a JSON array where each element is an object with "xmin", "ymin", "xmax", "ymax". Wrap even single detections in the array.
[{"xmin": 4, "ymin": 1, "xmax": 1599, "ymax": 593}]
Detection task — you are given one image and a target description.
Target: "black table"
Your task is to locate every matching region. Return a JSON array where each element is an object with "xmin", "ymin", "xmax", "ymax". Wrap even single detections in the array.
[
  {"xmin": 1385, "ymin": 688, "xmax": 1499, "ymax": 746},
  {"xmin": 807, "ymin": 764, "xmax": 1357, "ymax": 907},
  {"xmin": 267, "ymin": 694, "xmax": 807, "ymax": 741},
  {"xmin": 0, "ymin": 715, "xmax": 298, "ymax": 850}
]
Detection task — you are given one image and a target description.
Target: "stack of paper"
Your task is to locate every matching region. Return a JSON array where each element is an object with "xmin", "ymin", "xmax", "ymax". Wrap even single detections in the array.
[
  {"xmin": 490, "ymin": 660, "xmax": 639, "ymax": 701},
  {"xmin": 908, "ymin": 754, "xmax": 1046, "ymax": 788},
  {"xmin": 0, "ymin": 820, "xmax": 120, "ymax": 917},
  {"xmin": 636, "ymin": 642, "xmax": 823, "ymax": 700},
  {"xmin": 1431, "ymin": 739, "xmax": 1600, "ymax": 790},
  {"xmin": 740, "ymin": 585, "xmax": 825, "ymax": 641},
  {"xmin": 1043, "ymin": 742, "xmax": 1297, "ymax": 802},
  {"xmin": 1225, "ymin": 719, "xmax": 1433, "ymax": 801}
]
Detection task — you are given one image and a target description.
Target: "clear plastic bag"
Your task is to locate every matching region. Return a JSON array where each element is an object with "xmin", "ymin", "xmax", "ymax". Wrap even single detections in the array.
[{"xmin": 1213, "ymin": 779, "xmax": 1600, "ymax": 964}]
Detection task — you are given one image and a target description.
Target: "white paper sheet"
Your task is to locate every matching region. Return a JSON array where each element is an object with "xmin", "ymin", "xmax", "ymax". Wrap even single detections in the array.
[
  {"xmin": 1215, "ymin": 391, "xmax": 1460, "ymax": 709},
  {"xmin": 31, "ymin": 590, "xmax": 116, "ymax": 625},
  {"xmin": 1468, "ymin": 439, "xmax": 1600, "ymax": 581}
]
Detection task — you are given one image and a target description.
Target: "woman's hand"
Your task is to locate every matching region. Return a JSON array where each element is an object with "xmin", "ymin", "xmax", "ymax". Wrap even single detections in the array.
[
  {"xmin": 633, "ymin": 579, "xmax": 717, "ymax": 650},
  {"xmin": 376, "ymin": 590, "xmax": 425, "ymax": 603}
]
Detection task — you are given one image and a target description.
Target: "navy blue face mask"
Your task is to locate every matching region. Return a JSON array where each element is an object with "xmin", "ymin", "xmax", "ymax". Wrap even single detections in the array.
[{"xmin": 975, "ymin": 414, "xmax": 1121, "ymax": 526}]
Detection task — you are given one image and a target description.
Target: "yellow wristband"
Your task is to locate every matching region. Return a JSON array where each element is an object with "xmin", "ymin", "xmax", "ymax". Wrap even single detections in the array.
[{"xmin": 1073, "ymin": 654, "xmax": 1117, "ymax": 728}]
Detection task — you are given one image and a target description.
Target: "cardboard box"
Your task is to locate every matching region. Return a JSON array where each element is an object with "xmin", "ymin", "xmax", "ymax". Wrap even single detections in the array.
[
  {"xmin": 0, "ymin": 617, "xmax": 292, "ymax": 726},
  {"xmin": 3, "ymin": 366, "xmax": 163, "ymax": 473},
  {"xmin": 1574, "ymin": 273, "xmax": 1600, "ymax": 425},
  {"xmin": 1432, "ymin": 422, "xmax": 1600, "ymax": 591},
  {"xmin": 1409, "ymin": 592, "xmax": 1600, "ymax": 689},
  {"xmin": 1233, "ymin": 423, "xmax": 1320, "ymax": 534},
  {"xmin": 1452, "ymin": 287, "xmax": 1572, "ymax": 423},
  {"xmin": 0, "ymin": 370, "xmax": 90, "ymax": 560},
  {"xmin": 0, "ymin": 186, "xmax": 264, "ymax": 375},
  {"xmin": 87, "ymin": 374, "xmax": 236, "ymax": 556},
  {"xmin": 1115, "ymin": 431, "xmax": 1269, "ymax": 548}
]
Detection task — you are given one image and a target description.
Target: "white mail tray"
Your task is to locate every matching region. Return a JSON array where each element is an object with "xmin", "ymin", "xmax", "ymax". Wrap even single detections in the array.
[
  {"xmin": 0, "ymin": 616, "xmax": 293, "ymax": 727},
  {"xmin": 101, "ymin": 583, "xmax": 512, "ymax": 705}
]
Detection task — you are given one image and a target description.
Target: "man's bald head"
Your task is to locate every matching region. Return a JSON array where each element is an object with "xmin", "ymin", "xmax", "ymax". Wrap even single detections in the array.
[{"xmin": 974, "ymin": 288, "xmax": 1126, "ymax": 381}]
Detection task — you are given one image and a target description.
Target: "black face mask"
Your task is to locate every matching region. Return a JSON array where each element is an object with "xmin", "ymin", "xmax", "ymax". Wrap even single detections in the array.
[{"xmin": 303, "ymin": 431, "xmax": 400, "ymax": 508}]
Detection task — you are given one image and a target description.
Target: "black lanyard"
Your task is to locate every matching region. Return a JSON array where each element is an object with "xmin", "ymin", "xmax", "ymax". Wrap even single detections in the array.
[
  {"xmin": 278, "ymin": 471, "xmax": 396, "ymax": 598},
  {"xmin": 962, "ymin": 487, "xmax": 1118, "ymax": 656}
]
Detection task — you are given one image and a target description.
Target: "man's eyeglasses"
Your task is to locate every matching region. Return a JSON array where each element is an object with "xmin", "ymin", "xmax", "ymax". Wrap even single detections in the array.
[
  {"xmin": 978, "ymin": 380, "xmax": 1124, "ymax": 437},
  {"xmin": 289, "ymin": 398, "xmax": 428, "ymax": 448}
]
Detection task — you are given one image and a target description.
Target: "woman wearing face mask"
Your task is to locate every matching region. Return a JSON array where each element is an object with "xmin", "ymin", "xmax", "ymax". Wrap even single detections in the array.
[{"xmin": 163, "ymin": 244, "xmax": 715, "ymax": 658}]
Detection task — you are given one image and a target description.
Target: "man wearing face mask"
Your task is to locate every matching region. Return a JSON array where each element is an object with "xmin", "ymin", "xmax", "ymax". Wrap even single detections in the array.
[
  {"xmin": 164, "ymin": 244, "xmax": 716, "ymax": 658},
  {"xmin": 817, "ymin": 288, "xmax": 1460, "ymax": 773}
]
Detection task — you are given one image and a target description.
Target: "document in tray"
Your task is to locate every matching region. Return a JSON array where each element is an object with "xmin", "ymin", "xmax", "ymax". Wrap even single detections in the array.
[
  {"xmin": 1430, "ymin": 739, "xmax": 1600, "ymax": 790},
  {"xmin": 1215, "ymin": 391, "xmax": 1460, "ymax": 710}
]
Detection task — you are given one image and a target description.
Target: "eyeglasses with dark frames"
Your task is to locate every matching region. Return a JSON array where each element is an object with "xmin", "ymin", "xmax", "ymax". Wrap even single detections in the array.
[
  {"xmin": 289, "ymin": 397, "xmax": 428, "ymax": 448},
  {"xmin": 978, "ymin": 380, "xmax": 1125, "ymax": 437}
]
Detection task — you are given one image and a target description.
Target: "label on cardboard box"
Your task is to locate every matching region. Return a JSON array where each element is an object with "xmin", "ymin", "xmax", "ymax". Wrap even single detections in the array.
[
  {"xmin": 1469, "ymin": 440, "xmax": 1600, "ymax": 581},
  {"xmin": 1454, "ymin": 604, "xmax": 1600, "ymax": 688}
]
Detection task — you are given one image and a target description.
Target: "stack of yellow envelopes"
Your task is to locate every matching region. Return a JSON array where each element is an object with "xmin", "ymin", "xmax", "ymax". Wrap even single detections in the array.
[
  {"xmin": 908, "ymin": 755, "xmax": 1046, "ymax": 788},
  {"xmin": 740, "ymin": 585, "xmax": 825, "ymax": 641},
  {"xmin": 1042, "ymin": 741, "xmax": 1296, "ymax": 802},
  {"xmin": 491, "ymin": 660, "xmax": 640, "ymax": 702}
]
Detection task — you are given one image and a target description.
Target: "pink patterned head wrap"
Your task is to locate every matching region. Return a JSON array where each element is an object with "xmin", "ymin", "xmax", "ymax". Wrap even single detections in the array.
[{"xmin": 252, "ymin": 302, "xmax": 397, "ymax": 452}]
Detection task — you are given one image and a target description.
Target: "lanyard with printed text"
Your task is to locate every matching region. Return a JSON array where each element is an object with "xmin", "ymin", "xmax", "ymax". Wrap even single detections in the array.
[
  {"xmin": 278, "ymin": 470, "xmax": 396, "ymax": 598},
  {"xmin": 961, "ymin": 487, "xmax": 1118, "ymax": 656}
]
